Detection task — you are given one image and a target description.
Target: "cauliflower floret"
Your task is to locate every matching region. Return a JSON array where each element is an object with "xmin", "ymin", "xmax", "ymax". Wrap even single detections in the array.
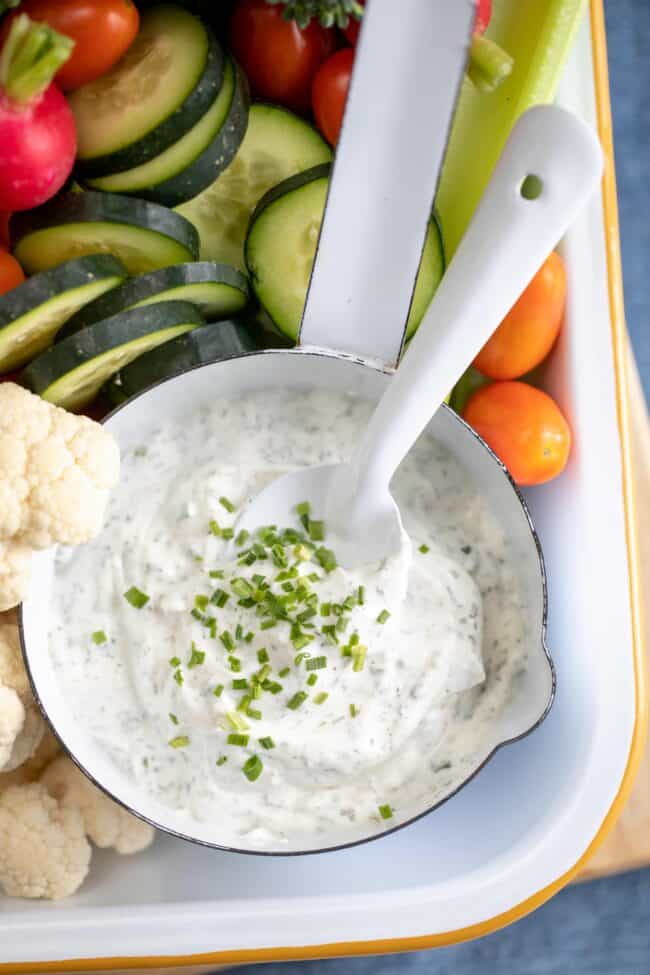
[
  {"xmin": 0, "ymin": 538, "xmax": 31, "ymax": 612},
  {"xmin": 0, "ymin": 623, "xmax": 44, "ymax": 771},
  {"xmin": 0, "ymin": 384, "xmax": 120, "ymax": 550},
  {"xmin": 0, "ymin": 782, "xmax": 91, "ymax": 899},
  {"xmin": 41, "ymin": 757, "xmax": 155, "ymax": 855},
  {"xmin": 0, "ymin": 729, "xmax": 60, "ymax": 792}
]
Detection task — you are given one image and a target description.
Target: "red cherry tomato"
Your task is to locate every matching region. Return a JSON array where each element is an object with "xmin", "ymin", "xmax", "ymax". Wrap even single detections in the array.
[
  {"xmin": 462, "ymin": 381, "xmax": 572, "ymax": 486},
  {"xmin": 311, "ymin": 47, "xmax": 354, "ymax": 146},
  {"xmin": 0, "ymin": 249, "xmax": 25, "ymax": 295},
  {"xmin": 342, "ymin": 2, "xmax": 363, "ymax": 45},
  {"xmin": 1, "ymin": 0, "xmax": 140, "ymax": 92},
  {"xmin": 229, "ymin": 0, "xmax": 336, "ymax": 114},
  {"xmin": 473, "ymin": 252, "xmax": 567, "ymax": 380}
]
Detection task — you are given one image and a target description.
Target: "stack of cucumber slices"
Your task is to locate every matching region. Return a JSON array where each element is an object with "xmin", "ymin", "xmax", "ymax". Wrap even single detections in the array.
[{"xmin": 2, "ymin": 3, "xmax": 448, "ymax": 415}]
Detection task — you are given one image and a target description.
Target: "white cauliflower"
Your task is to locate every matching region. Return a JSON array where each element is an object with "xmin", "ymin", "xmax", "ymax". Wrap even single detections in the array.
[
  {"xmin": 41, "ymin": 756, "xmax": 154, "ymax": 855},
  {"xmin": 0, "ymin": 538, "xmax": 31, "ymax": 612},
  {"xmin": 0, "ymin": 729, "xmax": 60, "ymax": 792},
  {"xmin": 0, "ymin": 783, "xmax": 91, "ymax": 899},
  {"xmin": 0, "ymin": 623, "xmax": 44, "ymax": 772},
  {"xmin": 0, "ymin": 383, "xmax": 120, "ymax": 550}
]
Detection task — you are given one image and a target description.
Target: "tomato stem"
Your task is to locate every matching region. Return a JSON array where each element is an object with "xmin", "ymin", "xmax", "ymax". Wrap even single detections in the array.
[
  {"xmin": 0, "ymin": 14, "xmax": 74, "ymax": 104},
  {"xmin": 467, "ymin": 33, "xmax": 514, "ymax": 93}
]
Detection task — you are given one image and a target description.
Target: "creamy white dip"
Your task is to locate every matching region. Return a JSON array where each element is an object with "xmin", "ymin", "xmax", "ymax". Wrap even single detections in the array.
[{"xmin": 48, "ymin": 390, "xmax": 528, "ymax": 848}]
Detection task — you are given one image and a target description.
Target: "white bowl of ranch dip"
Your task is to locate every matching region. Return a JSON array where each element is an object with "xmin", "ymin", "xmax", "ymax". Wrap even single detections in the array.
[{"xmin": 21, "ymin": 351, "xmax": 555, "ymax": 854}]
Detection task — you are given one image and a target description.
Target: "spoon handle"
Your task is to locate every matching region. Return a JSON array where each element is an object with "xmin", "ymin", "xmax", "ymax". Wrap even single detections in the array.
[
  {"xmin": 351, "ymin": 104, "xmax": 603, "ymax": 497},
  {"xmin": 298, "ymin": 0, "xmax": 473, "ymax": 367}
]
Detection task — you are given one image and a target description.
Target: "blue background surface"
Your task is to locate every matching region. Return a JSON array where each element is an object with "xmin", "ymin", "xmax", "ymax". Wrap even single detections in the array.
[{"xmin": 224, "ymin": 2, "xmax": 650, "ymax": 971}]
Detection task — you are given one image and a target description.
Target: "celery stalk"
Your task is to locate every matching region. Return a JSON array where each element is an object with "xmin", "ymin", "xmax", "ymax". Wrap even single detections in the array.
[{"xmin": 437, "ymin": 0, "xmax": 588, "ymax": 257}]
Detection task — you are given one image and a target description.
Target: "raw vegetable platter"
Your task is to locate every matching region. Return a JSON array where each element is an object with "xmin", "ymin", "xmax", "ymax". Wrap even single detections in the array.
[{"xmin": 0, "ymin": 0, "xmax": 644, "ymax": 968}]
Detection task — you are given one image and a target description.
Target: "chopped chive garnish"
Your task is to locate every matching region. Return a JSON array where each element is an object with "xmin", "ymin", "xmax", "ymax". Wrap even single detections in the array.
[
  {"xmin": 314, "ymin": 692, "xmax": 329, "ymax": 705},
  {"xmin": 320, "ymin": 602, "xmax": 331, "ymax": 617},
  {"xmin": 245, "ymin": 631, "xmax": 255, "ymax": 643},
  {"xmin": 263, "ymin": 680, "xmax": 283, "ymax": 694},
  {"xmin": 419, "ymin": 544, "xmax": 430, "ymax": 554},
  {"xmin": 228, "ymin": 655, "xmax": 242, "ymax": 672},
  {"xmin": 309, "ymin": 520, "xmax": 325, "ymax": 541},
  {"xmin": 322, "ymin": 624, "xmax": 339, "ymax": 646},
  {"xmin": 191, "ymin": 608, "xmax": 205, "ymax": 622},
  {"xmin": 287, "ymin": 691, "xmax": 308, "ymax": 710},
  {"xmin": 208, "ymin": 618, "xmax": 217, "ymax": 639},
  {"xmin": 349, "ymin": 703, "xmax": 359, "ymax": 718},
  {"xmin": 213, "ymin": 683, "xmax": 224, "ymax": 697},
  {"xmin": 227, "ymin": 733, "xmax": 249, "ymax": 747},
  {"xmin": 377, "ymin": 609, "xmax": 391, "ymax": 625},
  {"xmin": 307, "ymin": 673, "xmax": 318, "ymax": 686},
  {"xmin": 210, "ymin": 588, "xmax": 230, "ymax": 608},
  {"xmin": 378, "ymin": 804, "xmax": 393, "ymax": 820},
  {"xmin": 278, "ymin": 666, "xmax": 290, "ymax": 678},
  {"xmin": 92, "ymin": 630, "xmax": 107, "ymax": 645},
  {"xmin": 232, "ymin": 678, "xmax": 249, "ymax": 690},
  {"xmin": 256, "ymin": 663, "xmax": 271, "ymax": 682},
  {"xmin": 237, "ymin": 694, "xmax": 252, "ymax": 713},
  {"xmin": 221, "ymin": 527, "xmax": 234, "ymax": 540},
  {"xmin": 235, "ymin": 529, "xmax": 250, "ymax": 547},
  {"xmin": 259, "ymin": 736, "xmax": 275, "ymax": 750},
  {"xmin": 231, "ymin": 577, "xmax": 253, "ymax": 598},
  {"xmin": 174, "ymin": 669, "xmax": 184, "ymax": 686},
  {"xmin": 209, "ymin": 569, "xmax": 225, "ymax": 579},
  {"xmin": 294, "ymin": 651, "xmax": 310, "ymax": 666},
  {"xmin": 219, "ymin": 496, "xmax": 235, "ymax": 513},
  {"xmin": 194, "ymin": 594, "xmax": 209, "ymax": 612},
  {"xmin": 220, "ymin": 631, "xmax": 235, "ymax": 651},
  {"xmin": 305, "ymin": 655, "xmax": 327, "ymax": 671},
  {"xmin": 235, "ymin": 624, "xmax": 244, "ymax": 641},
  {"xmin": 169, "ymin": 735, "xmax": 189, "ymax": 749},
  {"xmin": 169, "ymin": 712, "xmax": 179, "ymax": 725},
  {"xmin": 257, "ymin": 648, "xmax": 270, "ymax": 664},
  {"xmin": 357, "ymin": 585, "xmax": 365, "ymax": 605},
  {"xmin": 295, "ymin": 501, "xmax": 311, "ymax": 517},
  {"xmin": 352, "ymin": 645, "xmax": 367, "ymax": 672},
  {"xmin": 260, "ymin": 619, "xmax": 277, "ymax": 630},
  {"xmin": 242, "ymin": 754, "xmax": 263, "ymax": 782},
  {"xmin": 251, "ymin": 681, "xmax": 262, "ymax": 700},
  {"xmin": 169, "ymin": 656, "xmax": 181, "ymax": 668},
  {"xmin": 225, "ymin": 711, "xmax": 249, "ymax": 731},
  {"xmin": 209, "ymin": 520, "xmax": 221, "ymax": 536},
  {"xmin": 315, "ymin": 546, "xmax": 337, "ymax": 573},
  {"xmin": 188, "ymin": 642, "xmax": 205, "ymax": 668},
  {"xmin": 350, "ymin": 632, "xmax": 360, "ymax": 646},
  {"xmin": 193, "ymin": 555, "xmax": 204, "ymax": 563},
  {"xmin": 216, "ymin": 755, "xmax": 228, "ymax": 766},
  {"xmin": 247, "ymin": 707, "xmax": 262, "ymax": 720},
  {"xmin": 124, "ymin": 586, "xmax": 149, "ymax": 609}
]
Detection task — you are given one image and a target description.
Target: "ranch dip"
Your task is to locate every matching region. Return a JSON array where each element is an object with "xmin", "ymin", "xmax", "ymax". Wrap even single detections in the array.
[{"xmin": 48, "ymin": 390, "xmax": 528, "ymax": 849}]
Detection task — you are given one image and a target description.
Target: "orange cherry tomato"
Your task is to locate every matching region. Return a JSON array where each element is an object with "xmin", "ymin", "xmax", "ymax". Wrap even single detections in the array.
[
  {"xmin": 473, "ymin": 251, "xmax": 567, "ymax": 380},
  {"xmin": 462, "ymin": 381, "xmax": 571, "ymax": 486},
  {"xmin": 311, "ymin": 47, "xmax": 354, "ymax": 146},
  {"xmin": 1, "ymin": 0, "xmax": 140, "ymax": 91},
  {"xmin": 0, "ymin": 249, "xmax": 25, "ymax": 295}
]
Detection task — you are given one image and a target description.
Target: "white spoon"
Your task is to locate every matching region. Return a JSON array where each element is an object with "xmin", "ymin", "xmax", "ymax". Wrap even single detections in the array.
[{"xmin": 236, "ymin": 104, "xmax": 602, "ymax": 566}]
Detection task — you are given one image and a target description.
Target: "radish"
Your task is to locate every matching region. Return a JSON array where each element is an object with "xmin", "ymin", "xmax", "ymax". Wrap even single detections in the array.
[{"xmin": 0, "ymin": 14, "xmax": 76, "ymax": 211}]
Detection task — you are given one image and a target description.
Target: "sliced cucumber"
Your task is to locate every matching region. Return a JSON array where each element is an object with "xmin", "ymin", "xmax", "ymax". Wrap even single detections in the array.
[
  {"xmin": 86, "ymin": 60, "xmax": 250, "ymax": 207},
  {"xmin": 176, "ymin": 103, "xmax": 332, "ymax": 270},
  {"xmin": 0, "ymin": 255, "xmax": 127, "ymax": 372},
  {"xmin": 106, "ymin": 320, "xmax": 257, "ymax": 404},
  {"xmin": 70, "ymin": 6, "xmax": 223, "ymax": 171},
  {"xmin": 245, "ymin": 166, "xmax": 445, "ymax": 341},
  {"xmin": 58, "ymin": 262, "xmax": 248, "ymax": 340},
  {"xmin": 11, "ymin": 192, "xmax": 199, "ymax": 275},
  {"xmin": 21, "ymin": 301, "xmax": 204, "ymax": 412}
]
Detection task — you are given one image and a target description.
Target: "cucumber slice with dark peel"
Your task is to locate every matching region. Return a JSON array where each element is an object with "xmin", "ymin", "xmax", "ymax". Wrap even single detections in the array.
[
  {"xmin": 70, "ymin": 6, "xmax": 223, "ymax": 172},
  {"xmin": 11, "ymin": 192, "xmax": 199, "ymax": 275},
  {"xmin": 21, "ymin": 300, "xmax": 204, "ymax": 412},
  {"xmin": 86, "ymin": 60, "xmax": 250, "ymax": 208},
  {"xmin": 245, "ymin": 165, "xmax": 445, "ymax": 341},
  {"xmin": 58, "ymin": 262, "xmax": 248, "ymax": 340},
  {"xmin": 176, "ymin": 103, "xmax": 332, "ymax": 270},
  {"xmin": 0, "ymin": 255, "xmax": 127, "ymax": 372},
  {"xmin": 106, "ymin": 319, "xmax": 257, "ymax": 404}
]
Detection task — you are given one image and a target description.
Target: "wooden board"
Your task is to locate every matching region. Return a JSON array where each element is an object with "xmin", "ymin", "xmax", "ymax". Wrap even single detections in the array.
[{"xmin": 578, "ymin": 346, "xmax": 650, "ymax": 880}]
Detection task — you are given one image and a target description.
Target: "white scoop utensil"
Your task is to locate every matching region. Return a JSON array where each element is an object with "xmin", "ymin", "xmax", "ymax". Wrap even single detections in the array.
[{"xmin": 237, "ymin": 105, "xmax": 602, "ymax": 566}]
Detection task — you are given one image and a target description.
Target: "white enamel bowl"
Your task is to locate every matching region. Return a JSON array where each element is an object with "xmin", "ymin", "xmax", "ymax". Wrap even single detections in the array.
[{"xmin": 19, "ymin": 348, "xmax": 555, "ymax": 855}]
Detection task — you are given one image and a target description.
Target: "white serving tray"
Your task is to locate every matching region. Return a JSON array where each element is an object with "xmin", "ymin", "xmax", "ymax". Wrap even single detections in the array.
[{"xmin": 1, "ymin": 2, "xmax": 646, "ymax": 970}]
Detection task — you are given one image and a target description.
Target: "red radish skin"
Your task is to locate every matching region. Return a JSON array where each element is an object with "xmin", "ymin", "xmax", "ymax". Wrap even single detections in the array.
[
  {"xmin": 0, "ymin": 85, "xmax": 76, "ymax": 211},
  {"xmin": 475, "ymin": 0, "xmax": 492, "ymax": 35},
  {"xmin": 0, "ymin": 15, "xmax": 76, "ymax": 211}
]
